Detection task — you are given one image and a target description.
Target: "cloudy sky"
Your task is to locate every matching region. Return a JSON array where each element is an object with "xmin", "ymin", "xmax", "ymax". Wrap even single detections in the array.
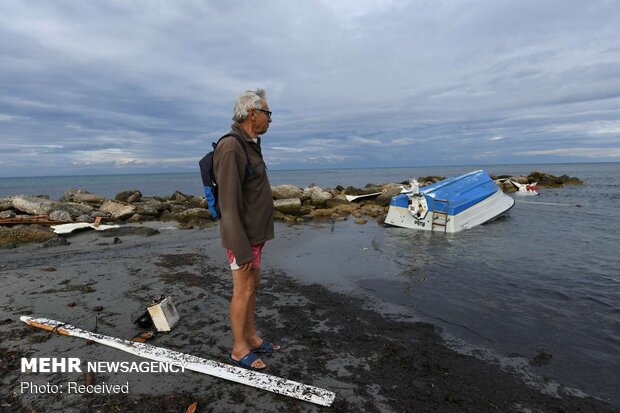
[{"xmin": 1, "ymin": 0, "xmax": 619, "ymax": 177}]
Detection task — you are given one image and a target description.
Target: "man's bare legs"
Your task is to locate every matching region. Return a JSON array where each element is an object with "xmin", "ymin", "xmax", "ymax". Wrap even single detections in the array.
[
  {"xmin": 244, "ymin": 268, "xmax": 280, "ymax": 351},
  {"xmin": 230, "ymin": 265, "xmax": 265, "ymax": 369},
  {"xmin": 245, "ymin": 268, "xmax": 262, "ymax": 348}
]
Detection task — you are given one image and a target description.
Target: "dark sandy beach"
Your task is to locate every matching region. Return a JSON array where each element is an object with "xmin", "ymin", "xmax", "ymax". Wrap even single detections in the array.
[{"xmin": 1, "ymin": 221, "xmax": 618, "ymax": 412}]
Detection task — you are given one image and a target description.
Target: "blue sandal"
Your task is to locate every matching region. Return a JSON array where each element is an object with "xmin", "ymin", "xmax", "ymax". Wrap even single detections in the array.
[
  {"xmin": 229, "ymin": 352, "xmax": 266, "ymax": 371},
  {"xmin": 251, "ymin": 339, "xmax": 280, "ymax": 354}
]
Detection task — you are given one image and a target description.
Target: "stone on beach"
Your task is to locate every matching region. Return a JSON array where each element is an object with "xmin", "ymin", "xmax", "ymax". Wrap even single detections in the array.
[
  {"xmin": 135, "ymin": 200, "xmax": 166, "ymax": 217},
  {"xmin": 115, "ymin": 190, "xmax": 142, "ymax": 203},
  {"xmin": 170, "ymin": 191, "xmax": 191, "ymax": 202},
  {"xmin": 324, "ymin": 195, "xmax": 349, "ymax": 208},
  {"xmin": 12, "ymin": 195, "xmax": 64, "ymax": 215},
  {"xmin": 0, "ymin": 225, "xmax": 57, "ymax": 245},
  {"xmin": 60, "ymin": 188, "xmax": 108, "ymax": 206},
  {"xmin": 49, "ymin": 210, "xmax": 72, "ymax": 222},
  {"xmin": 126, "ymin": 213, "xmax": 154, "ymax": 223},
  {"xmin": 0, "ymin": 198, "xmax": 13, "ymax": 211},
  {"xmin": 342, "ymin": 185, "xmax": 377, "ymax": 196},
  {"xmin": 39, "ymin": 236, "xmax": 70, "ymax": 248},
  {"xmin": 0, "ymin": 210, "xmax": 16, "ymax": 219},
  {"xmin": 361, "ymin": 203, "xmax": 387, "ymax": 218},
  {"xmin": 303, "ymin": 186, "xmax": 332, "ymax": 207},
  {"xmin": 66, "ymin": 202, "xmax": 95, "ymax": 214},
  {"xmin": 274, "ymin": 198, "xmax": 302, "ymax": 215},
  {"xmin": 89, "ymin": 210, "xmax": 108, "ymax": 219},
  {"xmin": 528, "ymin": 171, "xmax": 583, "ymax": 187},
  {"xmin": 494, "ymin": 171, "xmax": 583, "ymax": 192},
  {"xmin": 171, "ymin": 207, "xmax": 212, "ymax": 225},
  {"xmin": 99, "ymin": 200, "xmax": 137, "ymax": 220},
  {"xmin": 271, "ymin": 184, "xmax": 303, "ymax": 200},
  {"xmin": 12, "ymin": 195, "xmax": 82, "ymax": 218},
  {"xmin": 375, "ymin": 184, "xmax": 404, "ymax": 206},
  {"xmin": 417, "ymin": 175, "xmax": 446, "ymax": 186}
]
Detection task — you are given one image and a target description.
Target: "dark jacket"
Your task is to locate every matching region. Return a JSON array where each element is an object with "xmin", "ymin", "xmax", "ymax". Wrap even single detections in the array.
[{"xmin": 213, "ymin": 122, "xmax": 274, "ymax": 264}]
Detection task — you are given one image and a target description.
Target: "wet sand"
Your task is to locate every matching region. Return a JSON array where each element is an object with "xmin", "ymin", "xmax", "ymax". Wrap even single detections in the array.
[{"xmin": 1, "ymin": 222, "xmax": 617, "ymax": 412}]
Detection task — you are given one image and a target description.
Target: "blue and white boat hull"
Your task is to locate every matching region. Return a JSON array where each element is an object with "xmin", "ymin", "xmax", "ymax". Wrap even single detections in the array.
[{"xmin": 385, "ymin": 170, "xmax": 515, "ymax": 233}]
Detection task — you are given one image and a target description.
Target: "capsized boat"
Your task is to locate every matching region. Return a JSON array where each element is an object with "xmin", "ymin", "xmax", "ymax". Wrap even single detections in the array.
[{"xmin": 385, "ymin": 170, "xmax": 515, "ymax": 233}]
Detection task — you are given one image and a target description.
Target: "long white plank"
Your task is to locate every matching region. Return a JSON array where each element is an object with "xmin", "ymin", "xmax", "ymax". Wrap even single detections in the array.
[{"xmin": 20, "ymin": 316, "xmax": 335, "ymax": 406}]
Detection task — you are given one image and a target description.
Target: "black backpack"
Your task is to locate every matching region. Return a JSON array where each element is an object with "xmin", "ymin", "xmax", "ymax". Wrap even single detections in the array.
[{"xmin": 199, "ymin": 133, "xmax": 254, "ymax": 219}]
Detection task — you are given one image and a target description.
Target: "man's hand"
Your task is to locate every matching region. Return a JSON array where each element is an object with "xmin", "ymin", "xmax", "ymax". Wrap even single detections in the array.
[{"xmin": 237, "ymin": 261, "xmax": 253, "ymax": 271}]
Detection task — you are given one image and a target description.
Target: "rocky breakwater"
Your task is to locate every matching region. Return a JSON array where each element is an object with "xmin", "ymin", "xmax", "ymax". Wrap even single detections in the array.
[
  {"xmin": 271, "ymin": 176, "xmax": 445, "ymax": 224},
  {"xmin": 0, "ymin": 171, "xmax": 583, "ymax": 247},
  {"xmin": 0, "ymin": 188, "xmax": 212, "ymax": 247},
  {"xmin": 272, "ymin": 170, "xmax": 584, "ymax": 223},
  {"xmin": 493, "ymin": 170, "xmax": 583, "ymax": 192}
]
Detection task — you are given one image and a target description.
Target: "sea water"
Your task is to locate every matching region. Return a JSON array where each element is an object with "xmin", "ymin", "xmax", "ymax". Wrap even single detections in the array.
[
  {"xmin": 1, "ymin": 162, "xmax": 619, "ymax": 404},
  {"xmin": 267, "ymin": 162, "xmax": 620, "ymax": 406}
]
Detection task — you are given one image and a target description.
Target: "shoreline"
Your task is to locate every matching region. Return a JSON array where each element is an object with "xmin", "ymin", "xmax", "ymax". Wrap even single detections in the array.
[{"xmin": 1, "ymin": 222, "xmax": 617, "ymax": 412}]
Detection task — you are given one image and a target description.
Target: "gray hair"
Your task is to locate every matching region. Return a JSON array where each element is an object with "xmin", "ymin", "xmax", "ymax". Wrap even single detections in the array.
[{"xmin": 232, "ymin": 89, "xmax": 266, "ymax": 122}]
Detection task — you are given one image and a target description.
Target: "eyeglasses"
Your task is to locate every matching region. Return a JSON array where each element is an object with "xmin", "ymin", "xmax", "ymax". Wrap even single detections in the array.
[{"xmin": 255, "ymin": 109, "xmax": 272, "ymax": 119}]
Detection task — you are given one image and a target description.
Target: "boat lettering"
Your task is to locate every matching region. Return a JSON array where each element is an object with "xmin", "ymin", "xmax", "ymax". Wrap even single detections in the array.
[{"xmin": 414, "ymin": 220, "xmax": 425, "ymax": 227}]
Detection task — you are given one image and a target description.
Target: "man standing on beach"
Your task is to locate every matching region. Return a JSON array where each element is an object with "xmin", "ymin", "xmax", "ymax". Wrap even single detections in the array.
[{"xmin": 214, "ymin": 89, "xmax": 279, "ymax": 370}]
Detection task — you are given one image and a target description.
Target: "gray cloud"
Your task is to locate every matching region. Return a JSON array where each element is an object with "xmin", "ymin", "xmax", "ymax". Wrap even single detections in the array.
[{"xmin": 0, "ymin": 0, "xmax": 619, "ymax": 177}]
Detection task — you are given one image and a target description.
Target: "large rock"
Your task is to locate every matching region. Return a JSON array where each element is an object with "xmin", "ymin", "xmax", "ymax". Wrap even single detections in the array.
[
  {"xmin": 66, "ymin": 202, "xmax": 95, "ymax": 214},
  {"xmin": 126, "ymin": 213, "xmax": 156, "ymax": 223},
  {"xmin": 0, "ymin": 210, "xmax": 16, "ymax": 219},
  {"xmin": 375, "ymin": 184, "xmax": 404, "ymax": 206},
  {"xmin": 99, "ymin": 200, "xmax": 137, "ymax": 220},
  {"xmin": 172, "ymin": 208, "xmax": 212, "ymax": 223},
  {"xmin": 0, "ymin": 198, "xmax": 13, "ymax": 211},
  {"xmin": 170, "ymin": 191, "xmax": 190, "ymax": 202},
  {"xmin": 0, "ymin": 225, "xmax": 57, "ymax": 245},
  {"xmin": 274, "ymin": 198, "xmax": 301, "ymax": 215},
  {"xmin": 115, "ymin": 190, "xmax": 142, "ymax": 203},
  {"xmin": 61, "ymin": 189, "xmax": 107, "ymax": 205},
  {"xmin": 49, "ymin": 210, "xmax": 72, "ymax": 222},
  {"xmin": 12, "ymin": 195, "xmax": 64, "ymax": 215},
  {"xmin": 511, "ymin": 175, "xmax": 529, "ymax": 184},
  {"xmin": 60, "ymin": 188, "xmax": 87, "ymax": 202},
  {"xmin": 332, "ymin": 204, "xmax": 361, "ymax": 215},
  {"xmin": 527, "ymin": 171, "xmax": 583, "ymax": 187},
  {"xmin": 271, "ymin": 184, "xmax": 303, "ymax": 200},
  {"xmin": 325, "ymin": 195, "xmax": 349, "ymax": 208},
  {"xmin": 73, "ymin": 193, "xmax": 108, "ymax": 206},
  {"xmin": 342, "ymin": 185, "xmax": 384, "ymax": 196},
  {"xmin": 309, "ymin": 208, "xmax": 335, "ymax": 218},
  {"xmin": 187, "ymin": 196, "xmax": 205, "ymax": 208},
  {"xmin": 169, "ymin": 204, "xmax": 188, "ymax": 214},
  {"xmin": 417, "ymin": 176, "xmax": 445, "ymax": 186},
  {"xmin": 303, "ymin": 186, "xmax": 332, "ymax": 207},
  {"xmin": 39, "ymin": 236, "xmax": 70, "ymax": 248},
  {"xmin": 361, "ymin": 204, "xmax": 388, "ymax": 218},
  {"xmin": 135, "ymin": 200, "xmax": 166, "ymax": 217}
]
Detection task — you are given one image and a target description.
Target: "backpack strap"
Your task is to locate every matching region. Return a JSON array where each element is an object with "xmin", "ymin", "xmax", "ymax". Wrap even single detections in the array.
[{"xmin": 216, "ymin": 132, "xmax": 255, "ymax": 176}]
